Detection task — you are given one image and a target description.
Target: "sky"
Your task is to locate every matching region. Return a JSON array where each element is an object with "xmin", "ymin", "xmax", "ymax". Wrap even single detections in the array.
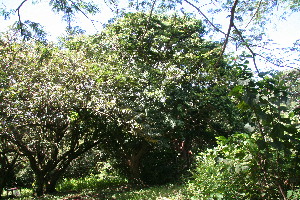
[
  {"xmin": 0, "ymin": 0, "xmax": 112, "ymax": 39},
  {"xmin": 0, "ymin": 0, "xmax": 299, "ymax": 71},
  {"xmin": 270, "ymin": 12, "xmax": 300, "ymax": 46}
]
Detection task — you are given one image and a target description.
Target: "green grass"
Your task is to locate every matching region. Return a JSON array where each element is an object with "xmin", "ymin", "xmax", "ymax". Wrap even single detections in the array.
[
  {"xmin": 1, "ymin": 177, "xmax": 189, "ymax": 200},
  {"xmin": 2, "ymin": 185, "xmax": 188, "ymax": 200},
  {"xmin": 112, "ymin": 184, "xmax": 189, "ymax": 200},
  {"xmin": 56, "ymin": 173, "xmax": 128, "ymax": 192}
]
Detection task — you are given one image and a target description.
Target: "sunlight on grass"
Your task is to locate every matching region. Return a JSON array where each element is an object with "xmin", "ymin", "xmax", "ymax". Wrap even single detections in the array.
[
  {"xmin": 3, "ymin": 175, "xmax": 189, "ymax": 200},
  {"xmin": 56, "ymin": 173, "xmax": 128, "ymax": 192},
  {"xmin": 112, "ymin": 184, "xmax": 188, "ymax": 200}
]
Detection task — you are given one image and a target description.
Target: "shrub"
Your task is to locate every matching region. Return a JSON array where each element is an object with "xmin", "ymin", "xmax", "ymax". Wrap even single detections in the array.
[
  {"xmin": 187, "ymin": 133, "xmax": 263, "ymax": 199},
  {"xmin": 287, "ymin": 188, "xmax": 300, "ymax": 200},
  {"xmin": 188, "ymin": 132, "xmax": 300, "ymax": 199}
]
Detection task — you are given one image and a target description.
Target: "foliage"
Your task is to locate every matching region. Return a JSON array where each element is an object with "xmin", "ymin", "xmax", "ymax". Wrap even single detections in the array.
[
  {"xmin": 112, "ymin": 184, "xmax": 188, "ymax": 200},
  {"xmin": 188, "ymin": 129, "xmax": 299, "ymax": 199},
  {"xmin": 2, "ymin": 0, "xmax": 300, "ymax": 71},
  {"xmin": 2, "ymin": 183, "xmax": 189, "ymax": 200},
  {"xmin": 188, "ymin": 69, "xmax": 300, "ymax": 199},
  {"xmin": 140, "ymin": 149, "xmax": 179, "ymax": 185},
  {"xmin": 237, "ymin": 71, "xmax": 300, "ymax": 198},
  {"xmin": 14, "ymin": 161, "xmax": 35, "ymax": 188},
  {"xmin": 0, "ymin": 0, "xmax": 100, "ymax": 40},
  {"xmin": 1, "ymin": 2, "xmax": 299, "ymax": 198},
  {"xmin": 188, "ymin": 133, "xmax": 261, "ymax": 199},
  {"xmin": 56, "ymin": 173, "xmax": 128, "ymax": 192},
  {"xmin": 0, "ymin": 36, "xmax": 116, "ymax": 196},
  {"xmin": 62, "ymin": 12, "xmax": 245, "ymax": 183},
  {"xmin": 287, "ymin": 188, "xmax": 300, "ymax": 200},
  {"xmin": 62, "ymin": 149, "xmax": 105, "ymax": 179},
  {"xmin": 0, "ymin": 12, "xmax": 247, "ymax": 195}
]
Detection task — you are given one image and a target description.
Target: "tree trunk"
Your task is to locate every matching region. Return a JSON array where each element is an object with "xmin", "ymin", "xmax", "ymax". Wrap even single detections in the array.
[
  {"xmin": 127, "ymin": 143, "xmax": 149, "ymax": 182},
  {"xmin": 128, "ymin": 156, "xmax": 141, "ymax": 181},
  {"xmin": 0, "ymin": 178, "xmax": 4, "ymax": 199},
  {"xmin": 45, "ymin": 169, "xmax": 66, "ymax": 194},
  {"xmin": 0, "ymin": 167, "xmax": 7, "ymax": 199},
  {"xmin": 181, "ymin": 138, "xmax": 192, "ymax": 169},
  {"xmin": 35, "ymin": 173, "xmax": 46, "ymax": 197},
  {"xmin": 0, "ymin": 153, "xmax": 19, "ymax": 199},
  {"xmin": 45, "ymin": 180, "xmax": 56, "ymax": 194}
]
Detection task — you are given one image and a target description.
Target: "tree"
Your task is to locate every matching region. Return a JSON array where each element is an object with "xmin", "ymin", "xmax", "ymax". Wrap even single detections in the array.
[
  {"xmin": 62, "ymin": 12, "xmax": 246, "ymax": 182},
  {"xmin": 0, "ymin": 36, "xmax": 116, "ymax": 196},
  {"xmin": 0, "ymin": 35, "xmax": 21, "ymax": 199},
  {"xmin": 0, "ymin": 0, "xmax": 100, "ymax": 41}
]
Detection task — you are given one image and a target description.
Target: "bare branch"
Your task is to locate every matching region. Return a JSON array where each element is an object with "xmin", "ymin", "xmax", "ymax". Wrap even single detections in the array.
[
  {"xmin": 219, "ymin": 0, "xmax": 239, "ymax": 61},
  {"xmin": 68, "ymin": 0, "xmax": 99, "ymax": 32},
  {"xmin": 256, "ymin": 53, "xmax": 300, "ymax": 71},
  {"xmin": 232, "ymin": 24, "xmax": 300, "ymax": 73},
  {"xmin": 233, "ymin": 24, "xmax": 260, "ymax": 73},
  {"xmin": 16, "ymin": 0, "xmax": 28, "ymax": 36},
  {"xmin": 245, "ymin": 0, "xmax": 263, "ymax": 28},
  {"xmin": 16, "ymin": 0, "xmax": 28, "ymax": 12},
  {"xmin": 184, "ymin": 0, "xmax": 243, "ymax": 73},
  {"xmin": 104, "ymin": 0, "xmax": 119, "ymax": 14},
  {"xmin": 184, "ymin": 0, "xmax": 227, "ymax": 36},
  {"xmin": 213, "ymin": 0, "xmax": 239, "ymax": 71}
]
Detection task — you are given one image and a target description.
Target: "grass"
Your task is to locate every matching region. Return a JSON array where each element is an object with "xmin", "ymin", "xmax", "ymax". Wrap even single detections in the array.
[
  {"xmin": 112, "ymin": 184, "xmax": 188, "ymax": 200},
  {"xmin": 1, "ymin": 174, "xmax": 189, "ymax": 200}
]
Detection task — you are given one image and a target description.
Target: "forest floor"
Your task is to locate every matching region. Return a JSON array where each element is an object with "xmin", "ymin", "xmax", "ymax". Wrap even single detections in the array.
[{"xmin": 2, "ymin": 183, "xmax": 188, "ymax": 200}]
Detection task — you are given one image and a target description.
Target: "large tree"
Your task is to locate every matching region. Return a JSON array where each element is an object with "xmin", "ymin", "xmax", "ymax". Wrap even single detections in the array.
[
  {"xmin": 62, "ymin": 12, "xmax": 245, "ymax": 182},
  {"xmin": 0, "ymin": 36, "xmax": 115, "ymax": 196}
]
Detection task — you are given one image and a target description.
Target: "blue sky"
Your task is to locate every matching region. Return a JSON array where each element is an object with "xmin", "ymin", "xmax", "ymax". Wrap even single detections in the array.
[{"xmin": 1, "ymin": 0, "xmax": 299, "ymax": 71}]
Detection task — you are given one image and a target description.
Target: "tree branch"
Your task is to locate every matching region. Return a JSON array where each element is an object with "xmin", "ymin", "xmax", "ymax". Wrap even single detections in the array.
[
  {"xmin": 256, "ymin": 53, "xmax": 300, "ymax": 71},
  {"xmin": 137, "ymin": 0, "xmax": 157, "ymax": 53},
  {"xmin": 220, "ymin": 1, "xmax": 239, "ymax": 59},
  {"xmin": 142, "ymin": 0, "xmax": 157, "ymax": 35},
  {"xmin": 68, "ymin": 0, "xmax": 99, "ymax": 32},
  {"xmin": 245, "ymin": 0, "xmax": 263, "ymax": 28},
  {"xmin": 213, "ymin": 0, "xmax": 239, "ymax": 70},
  {"xmin": 16, "ymin": 0, "xmax": 28, "ymax": 13},
  {"xmin": 16, "ymin": 0, "xmax": 28, "ymax": 36},
  {"xmin": 233, "ymin": 24, "xmax": 260, "ymax": 73},
  {"xmin": 184, "ymin": 0, "xmax": 228, "ymax": 36}
]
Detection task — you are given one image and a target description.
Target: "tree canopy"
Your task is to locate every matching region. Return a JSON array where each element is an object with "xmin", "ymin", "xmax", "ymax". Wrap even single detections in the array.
[
  {"xmin": 0, "ymin": 12, "xmax": 247, "ymax": 195},
  {"xmin": 1, "ymin": 0, "xmax": 299, "ymax": 72},
  {"xmin": 0, "ymin": 0, "xmax": 299, "ymax": 199}
]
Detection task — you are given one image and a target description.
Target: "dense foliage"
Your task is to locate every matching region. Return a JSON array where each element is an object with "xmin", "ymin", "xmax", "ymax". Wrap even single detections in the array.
[
  {"xmin": 0, "ymin": 0, "xmax": 299, "ymax": 199},
  {"xmin": 0, "ymin": 12, "xmax": 246, "ymax": 197},
  {"xmin": 0, "ymin": 36, "xmax": 117, "ymax": 196},
  {"xmin": 188, "ymin": 70, "xmax": 300, "ymax": 199},
  {"xmin": 61, "ymin": 12, "xmax": 245, "ymax": 184}
]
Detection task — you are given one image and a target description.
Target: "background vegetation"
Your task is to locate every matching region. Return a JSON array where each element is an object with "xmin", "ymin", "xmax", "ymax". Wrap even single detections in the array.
[{"xmin": 0, "ymin": 0, "xmax": 299, "ymax": 199}]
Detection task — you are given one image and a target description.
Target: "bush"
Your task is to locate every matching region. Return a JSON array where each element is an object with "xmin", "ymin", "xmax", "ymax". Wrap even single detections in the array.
[
  {"xmin": 287, "ymin": 188, "xmax": 300, "ymax": 200},
  {"xmin": 187, "ymin": 133, "xmax": 264, "ymax": 199},
  {"xmin": 188, "ymin": 132, "xmax": 300, "ymax": 199}
]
